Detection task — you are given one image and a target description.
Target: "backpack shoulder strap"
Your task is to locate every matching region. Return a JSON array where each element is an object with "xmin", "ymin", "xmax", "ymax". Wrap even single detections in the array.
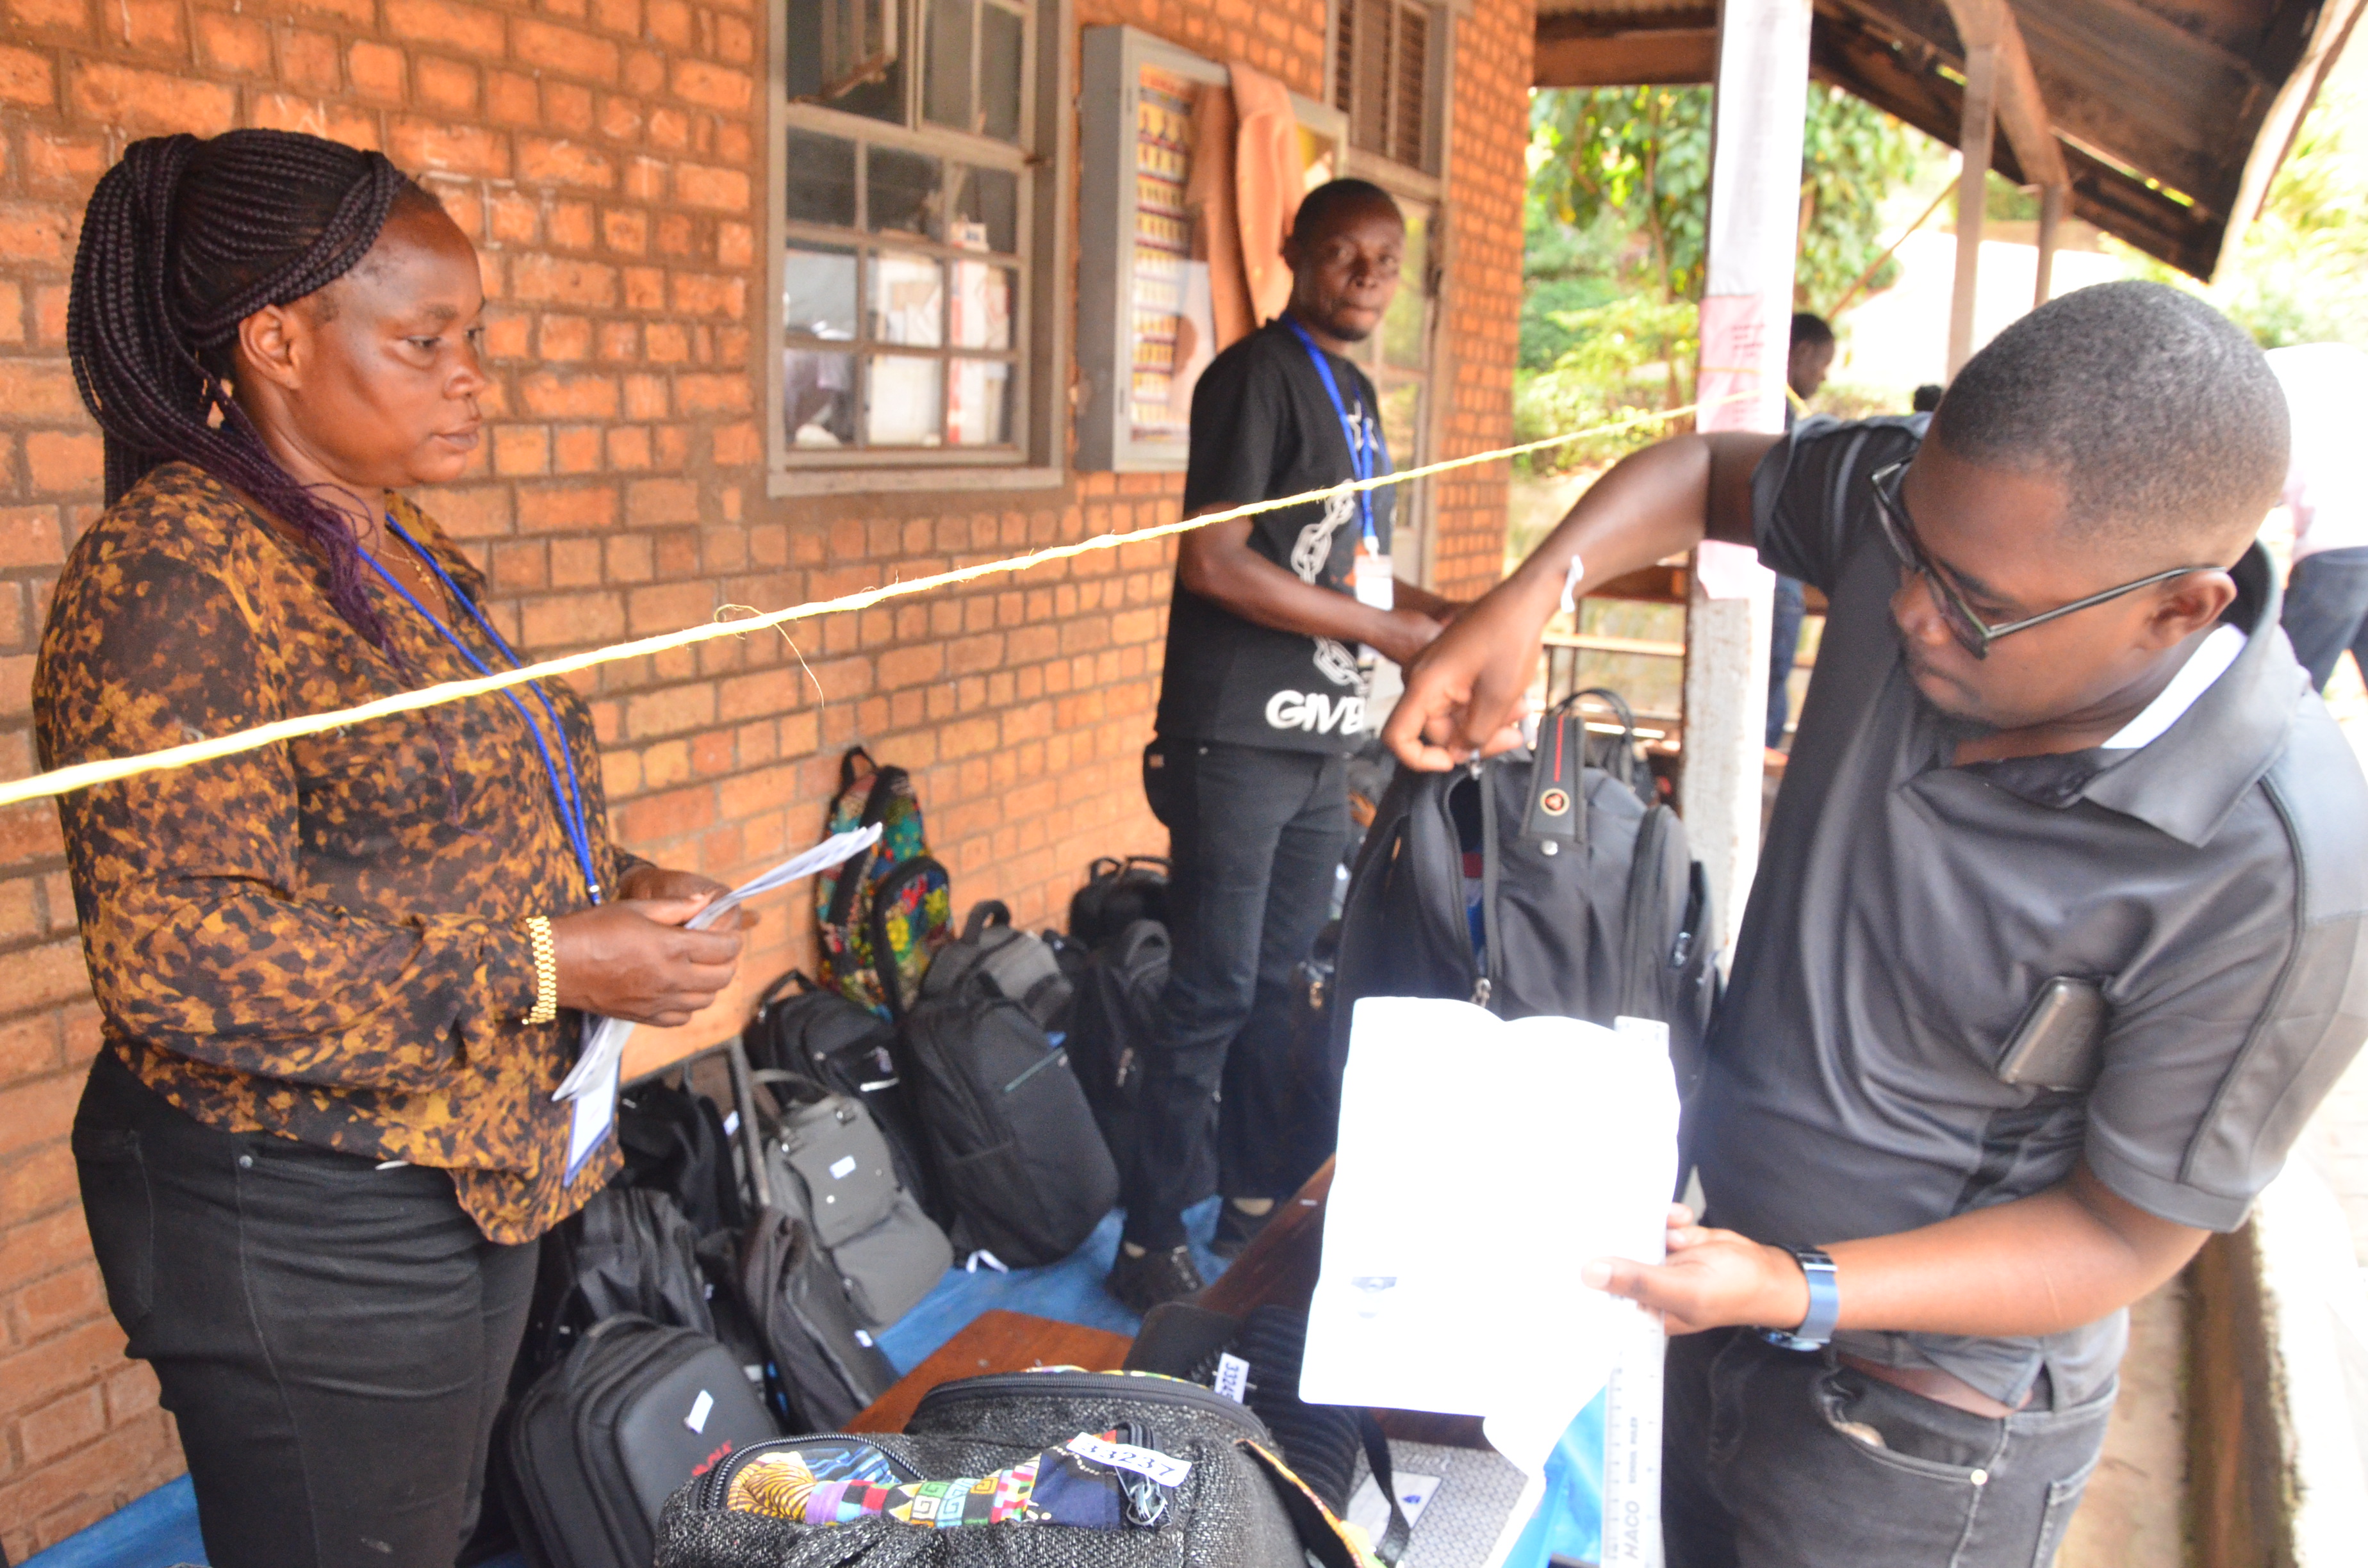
[{"xmin": 860, "ymin": 764, "xmax": 910, "ymax": 828}]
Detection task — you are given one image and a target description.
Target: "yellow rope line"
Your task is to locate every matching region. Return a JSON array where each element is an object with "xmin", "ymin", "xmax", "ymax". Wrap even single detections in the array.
[{"xmin": 0, "ymin": 395, "xmax": 1742, "ymax": 808}]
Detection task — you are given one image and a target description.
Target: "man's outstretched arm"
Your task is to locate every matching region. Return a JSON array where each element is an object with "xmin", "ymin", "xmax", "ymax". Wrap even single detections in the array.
[
  {"xmin": 1583, "ymin": 1160, "xmax": 2208, "ymax": 1340},
  {"xmin": 1380, "ymin": 431, "xmax": 1777, "ymax": 770}
]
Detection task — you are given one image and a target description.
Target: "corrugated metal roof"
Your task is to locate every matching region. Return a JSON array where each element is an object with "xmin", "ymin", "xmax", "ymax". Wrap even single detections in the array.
[{"xmin": 1533, "ymin": 0, "xmax": 2364, "ymax": 277}]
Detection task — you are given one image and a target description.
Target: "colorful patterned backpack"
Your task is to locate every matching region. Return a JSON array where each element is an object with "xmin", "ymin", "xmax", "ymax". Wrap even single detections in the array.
[{"xmin": 814, "ymin": 748, "xmax": 953, "ymax": 1019}]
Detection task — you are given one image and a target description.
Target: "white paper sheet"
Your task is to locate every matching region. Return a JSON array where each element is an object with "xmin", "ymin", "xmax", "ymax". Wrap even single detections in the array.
[
  {"xmin": 1299, "ymin": 997, "xmax": 1680, "ymax": 1440},
  {"xmin": 554, "ymin": 824, "xmax": 884, "ymax": 1107}
]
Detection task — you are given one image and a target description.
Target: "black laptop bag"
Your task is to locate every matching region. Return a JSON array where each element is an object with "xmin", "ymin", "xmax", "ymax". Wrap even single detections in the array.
[{"xmin": 505, "ymin": 1314, "xmax": 780, "ymax": 1568}]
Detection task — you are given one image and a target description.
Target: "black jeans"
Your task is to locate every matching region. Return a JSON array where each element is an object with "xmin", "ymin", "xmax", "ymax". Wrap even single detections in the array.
[
  {"xmin": 73, "ymin": 1049, "xmax": 538, "ymax": 1568},
  {"xmin": 2281, "ymin": 544, "xmax": 2368, "ymax": 692},
  {"xmin": 1124, "ymin": 739, "xmax": 1351, "ymax": 1248},
  {"xmin": 1664, "ymin": 1330, "xmax": 2114, "ymax": 1568}
]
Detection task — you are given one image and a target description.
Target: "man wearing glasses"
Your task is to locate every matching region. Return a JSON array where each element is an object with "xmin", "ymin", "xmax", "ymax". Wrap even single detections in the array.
[{"xmin": 1386, "ymin": 282, "xmax": 2368, "ymax": 1567}]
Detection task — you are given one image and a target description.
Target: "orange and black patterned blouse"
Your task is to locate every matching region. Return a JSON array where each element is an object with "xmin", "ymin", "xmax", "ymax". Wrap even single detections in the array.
[{"xmin": 35, "ymin": 462, "xmax": 642, "ymax": 1243}]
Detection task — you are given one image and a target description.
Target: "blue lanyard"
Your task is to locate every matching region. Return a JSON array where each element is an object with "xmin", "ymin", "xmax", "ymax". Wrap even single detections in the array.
[
  {"xmin": 361, "ymin": 518, "xmax": 604, "ymax": 904},
  {"xmin": 1283, "ymin": 315, "xmax": 1388, "ymax": 553}
]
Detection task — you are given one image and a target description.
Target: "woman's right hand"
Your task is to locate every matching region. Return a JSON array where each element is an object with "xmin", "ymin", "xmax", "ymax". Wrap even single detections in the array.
[{"xmin": 548, "ymin": 896, "xmax": 744, "ymax": 1026}]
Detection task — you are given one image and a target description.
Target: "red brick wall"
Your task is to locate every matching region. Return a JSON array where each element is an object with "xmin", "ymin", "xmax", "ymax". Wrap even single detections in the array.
[{"xmin": 0, "ymin": 0, "xmax": 1524, "ymax": 1549}]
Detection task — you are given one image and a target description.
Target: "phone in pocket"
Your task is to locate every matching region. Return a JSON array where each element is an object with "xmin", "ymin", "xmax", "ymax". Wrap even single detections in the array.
[{"xmin": 1994, "ymin": 977, "xmax": 2109, "ymax": 1092}]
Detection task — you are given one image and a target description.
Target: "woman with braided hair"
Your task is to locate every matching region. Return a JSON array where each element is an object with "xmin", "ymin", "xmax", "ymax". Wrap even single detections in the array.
[{"xmin": 38, "ymin": 128, "xmax": 752, "ymax": 1565}]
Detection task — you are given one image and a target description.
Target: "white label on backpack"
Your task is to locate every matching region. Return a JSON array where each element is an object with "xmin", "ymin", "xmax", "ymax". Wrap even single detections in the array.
[
  {"xmin": 684, "ymin": 1389, "xmax": 714, "ymax": 1434},
  {"xmin": 1065, "ymin": 1433, "xmax": 1192, "ymax": 1489},
  {"xmin": 830, "ymin": 1154, "xmax": 858, "ymax": 1180},
  {"xmin": 1213, "ymin": 1353, "xmax": 1251, "ymax": 1404}
]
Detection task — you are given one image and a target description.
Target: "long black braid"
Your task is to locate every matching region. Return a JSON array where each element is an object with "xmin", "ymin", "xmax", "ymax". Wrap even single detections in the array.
[{"xmin": 67, "ymin": 130, "xmax": 425, "ymax": 651}]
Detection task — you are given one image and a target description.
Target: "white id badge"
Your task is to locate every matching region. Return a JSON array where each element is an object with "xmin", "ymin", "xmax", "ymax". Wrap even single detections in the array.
[
  {"xmin": 564, "ymin": 1054, "xmax": 618, "ymax": 1184},
  {"xmin": 1354, "ymin": 551, "xmax": 1395, "ymax": 611}
]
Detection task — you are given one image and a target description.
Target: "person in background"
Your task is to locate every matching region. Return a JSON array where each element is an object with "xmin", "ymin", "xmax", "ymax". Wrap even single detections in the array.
[
  {"xmin": 1110, "ymin": 179, "xmax": 1458, "ymax": 1311},
  {"xmin": 1912, "ymin": 382, "xmax": 1945, "ymax": 413},
  {"xmin": 44, "ymin": 131, "xmax": 750, "ymax": 1567},
  {"xmin": 2265, "ymin": 343, "xmax": 2368, "ymax": 690},
  {"xmin": 1766, "ymin": 312, "xmax": 1838, "ymax": 749},
  {"xmin": 1386, "ymin": 282, "xmax": 2367, "ymax": 1567}
]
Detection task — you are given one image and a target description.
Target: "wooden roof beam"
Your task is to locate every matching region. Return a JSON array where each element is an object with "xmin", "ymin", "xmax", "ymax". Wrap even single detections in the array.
[{"xmin": 1940, "ymin": 0, "xmax": 2068, "ymax": 193}]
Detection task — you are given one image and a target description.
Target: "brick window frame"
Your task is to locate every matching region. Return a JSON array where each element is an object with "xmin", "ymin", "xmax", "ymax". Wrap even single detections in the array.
[{"xmin": 766, "ymin": 0, "xmax": 1073, "ymax": 494}]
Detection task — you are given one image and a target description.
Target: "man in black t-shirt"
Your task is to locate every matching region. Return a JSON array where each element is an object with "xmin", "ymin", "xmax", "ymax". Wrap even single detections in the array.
[{"xmin": 1110, "ymin": 179, "xmax": 1458, "ymax": 1311}]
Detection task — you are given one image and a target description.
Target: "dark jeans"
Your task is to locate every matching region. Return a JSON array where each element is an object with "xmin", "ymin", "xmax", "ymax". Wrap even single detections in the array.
[
  {"xmin": 1664, "ymin": 1330, "xmax": 2114, "ymax": 1568},
  {"xmin": 73, "ymin": 1049, "xmax": 537, "ymax": 1568},
  {"xmin": 1767, "ymin": 575, "xmax": 1806, "ymax": 748},
  {"xmin": 2281, "ymin": 545, "xmax": 2368, "ymax": 692},
  {"xmin": 1124, "ymin": 739, "xmax": 1351, "ymax": 1249}
]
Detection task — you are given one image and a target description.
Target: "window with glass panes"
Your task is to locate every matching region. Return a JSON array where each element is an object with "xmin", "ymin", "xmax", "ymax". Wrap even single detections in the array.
[{"xmin": 776, "ymin": 0, "xmax": 1035, "ymax": 460}]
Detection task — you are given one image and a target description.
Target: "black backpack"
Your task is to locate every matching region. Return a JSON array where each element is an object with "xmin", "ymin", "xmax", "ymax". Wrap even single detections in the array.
[
  {"xmin": 723, "ymin": 1204, "xmax": 902, "ymax": 1430},
  {"xmin": 521, "ymin": 1187, "xmax": 718, "ymax": 1378},
  {"xmin": 505, "ymin": 1315, "xmax": 780, "ymax": 1568},
  {"xmin": 744, "ymin": 969, "xmax": 938, "ymax": 1218},
  {"xmin": 655, "ymin": 1368, "xmax": 1372, "ymax": 1567},
  {"xmin": 919, "ymin": 901, "xmax": 1073, "ymax": 1027},
  {"xmin": 900, "ymin": 905, "xmax": 1121, "ymax": 1267},
  {"xmin": 615, "ymin": 1077, "xmax": 748, "ymax": 1241},
  {"xmin": 1062, "ymin": 918, "xmax": 1215, "ymax": 1207},
  {"xmin": 1330, "ymin": 690, "xmax": 1718, "ymax": 1095},
  {"xmin": 1067, "ymin": 854, "xmax": 1171, "ymax": 947}
]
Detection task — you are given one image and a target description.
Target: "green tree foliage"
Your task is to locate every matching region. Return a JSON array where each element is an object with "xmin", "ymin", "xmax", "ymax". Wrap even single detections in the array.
[
  {"xmin": 1795, "ymin": 86, "xmax": 1931, "ymax": 311},
  {"xmin": 1517, "ymin": 83, "xmax": 1934, "ymax": 469},
  {"xmin": 2210, "ymin": 83, "xmax": 2368, "ymax": 348}
]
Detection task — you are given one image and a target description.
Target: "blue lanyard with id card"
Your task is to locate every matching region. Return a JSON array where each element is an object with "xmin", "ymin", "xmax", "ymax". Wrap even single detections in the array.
[
  {"xmin": 1284, "ymin": 316, "xmax": 1395, "ymax": 612},
  {"xmin": 362, "ymin": 516, "xmax": 619, "ymax": 1182}
]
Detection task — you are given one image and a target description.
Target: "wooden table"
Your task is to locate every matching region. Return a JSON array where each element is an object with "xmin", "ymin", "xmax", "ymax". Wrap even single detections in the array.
[{"xmin": 844, "ymin": 1159, "xmax": 1481, "ymax": 1446}]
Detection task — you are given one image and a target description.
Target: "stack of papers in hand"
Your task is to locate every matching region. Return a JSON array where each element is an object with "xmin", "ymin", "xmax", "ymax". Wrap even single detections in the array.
[
  {"xmin": 554, "ymin": 824, "xmax": 882, "ymax": 1183},
  {"xmin": 1299, "ymin": 997, "xmax": 1681, "ymax": 1565},
  {"xmin": 555, "ymin": 823, "xmax": 882, "ymax": 1104}
]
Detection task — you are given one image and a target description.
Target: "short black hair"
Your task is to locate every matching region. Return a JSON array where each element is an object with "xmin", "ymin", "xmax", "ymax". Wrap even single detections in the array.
[
  {"xmin": 1790, "ymin": 311, "xmax": 1834, "ymax": 348},
  {"xmin": 1929, "ymin": 281, "xmax": 2287, "ymax": 558},
  {"xmin": 1911, "ymin": 383, "xmax": 1944, "ymax": 412},
  {"xmin": 1292, "ymin": 178, "xmax": 1401, "ymax": 244}
]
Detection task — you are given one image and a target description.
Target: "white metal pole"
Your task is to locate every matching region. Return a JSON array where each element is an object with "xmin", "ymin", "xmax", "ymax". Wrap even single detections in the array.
[{"xmin": 1685, "ymin": 0, "xmax": 1811, "ymax": 959}]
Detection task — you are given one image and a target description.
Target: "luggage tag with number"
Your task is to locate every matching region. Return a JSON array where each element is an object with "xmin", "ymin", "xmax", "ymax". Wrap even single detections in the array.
[{"xmin": 1522, "ymin": 706, "xmax": 1586, "ymax": 856}]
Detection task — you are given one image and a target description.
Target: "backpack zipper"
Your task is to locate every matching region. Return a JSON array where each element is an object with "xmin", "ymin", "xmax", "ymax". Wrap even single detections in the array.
[
  {"xmin": 908, "ymin": 1368, "xmax": 1271, "ymax": 1442},
  {"xmin": 1476, "ymin": 762, "xmax": 1505, "ymax": 1013},
  {"xmin": 694, "ymin": 1433, "xmax": 925, "ymax": 1510}
]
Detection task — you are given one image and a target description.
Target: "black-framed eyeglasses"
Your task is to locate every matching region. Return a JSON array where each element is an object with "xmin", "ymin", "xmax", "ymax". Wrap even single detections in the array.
[{"xmin": 1868, "ymin": 462, "xmax": 2218, "ymax": 660}]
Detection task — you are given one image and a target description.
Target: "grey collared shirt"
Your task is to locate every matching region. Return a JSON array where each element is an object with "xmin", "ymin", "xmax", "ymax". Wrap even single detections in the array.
[{"xmin": 1693, "ymin": 415, "xmax": 2368, "ymax": 1407}]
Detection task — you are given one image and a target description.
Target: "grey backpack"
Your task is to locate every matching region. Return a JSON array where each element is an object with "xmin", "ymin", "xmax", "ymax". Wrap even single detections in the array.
[
  {"xmin": 655, "ymin": 1368, "xmax": 1370, "ymax": 1567},
  {"xmin": 750, "ymin": 1070, "xmax": 951, "ymax": 1330}
]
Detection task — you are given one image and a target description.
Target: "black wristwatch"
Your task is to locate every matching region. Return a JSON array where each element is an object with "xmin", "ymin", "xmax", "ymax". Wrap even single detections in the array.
[{"xmin": 1757, "ymin": 1246, "xmax": 1839, "ymax": 1352}]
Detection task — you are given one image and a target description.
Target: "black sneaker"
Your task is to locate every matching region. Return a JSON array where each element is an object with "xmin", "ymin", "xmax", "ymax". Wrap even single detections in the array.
[
  {"xmin": 1107, "ymin": 1244, "xmax": 1205, "ymax": 1314},
  {"xmin": 1210, "ymin": 1201, "xmax": 1276, "ymax": 1260}
]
